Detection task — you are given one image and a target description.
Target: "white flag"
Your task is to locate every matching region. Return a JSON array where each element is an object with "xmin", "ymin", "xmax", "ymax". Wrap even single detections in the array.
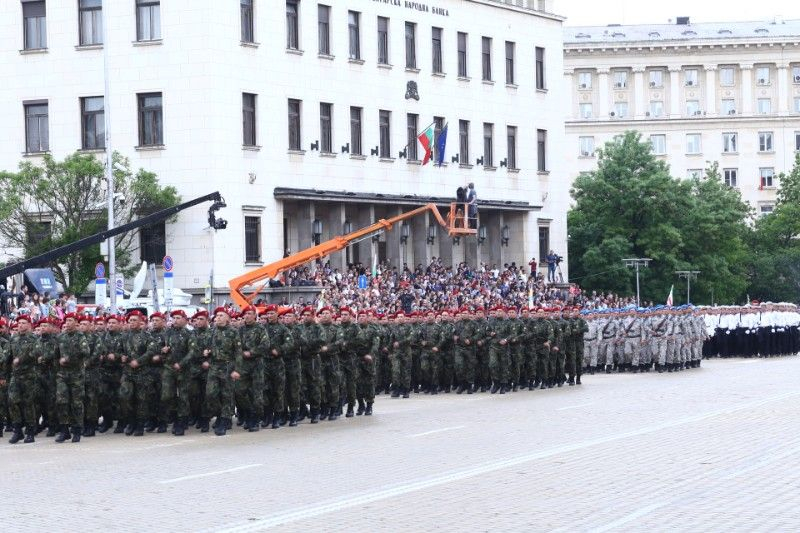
[{"xmin": 666, "ymin": 285, "xmax": 674, "ymax": 307}]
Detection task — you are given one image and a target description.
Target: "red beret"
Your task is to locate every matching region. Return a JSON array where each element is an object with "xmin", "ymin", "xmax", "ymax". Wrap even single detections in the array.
[
  {"xmin": 170, "ymin": 309, "xmax": 187, "ymax": 318},
  {"xmin": 126, "ymin": 310, "xmax": 145, "ymax": 322},
  {"xmin": 301, "ymin": 306, "xmax": 315, "ymax": 316},
  {"xmin": 339, "ymin": 307, "xmax": 352, "ymax": 314},
  {"xmin": 150, "ymin": 312, "xmax": 165, "ymax": 320},
  {"xmin": 263, "ymin": 304, "xmax": 278, "ymax": 313},
  {"xmin": 357, "ymin": 309, "xmax": 370, "ymax": 316},
  {"xmin": 278, "ymin": 307, "xmax": 294, "ymax": 316},
  {"xmin": 63, "ymin": 313, "xmax": 78, "ymax": 321},
  {"xmin": 318, "ymin": 306, "xmax": 331, "ymax": 314},
  {"xmin": 94, "ymin": 316, "xmax": 106, "ymax": 323},
  {"xmin": 15, "ymin": 315, "xmax": 33, "ymax": 324},
  {"xmin": 241, "ymin": 305, "xmax": 257, "ymax": 314},
  {"xmin": 78, "ymin": 314, "xmax": 94, "ymax": 323},
  {"xmin": 34, "ymin": 319, "xmax": 47, "ymax": 328},
  {"xmin": 213, "ymin": 307, "xmax": 230, "ymax": 317},
  {"xmin": 0, "ymin": 318, "xmax": 7, "ymax": 327},
  {"xmin": 192, "ymin": 309, "xmax": 209, "ymax": 320}
]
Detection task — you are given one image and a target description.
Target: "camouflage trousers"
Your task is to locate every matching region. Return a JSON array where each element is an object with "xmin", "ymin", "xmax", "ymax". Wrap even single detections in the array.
[
  {"xmin": 283, "ymin": 357, "xmax": 301, "ymax": 411},
  {"xmin": 420, "ymin": 349, "xmax": 440, "ymax": 389},
  {"xmin": 0, "ymin": 381, "xmax": 8, "ymax": 426},
  {"xmin": 301, "ymin": 355, "xmax": 322, "ymax": 410},
  {"xmin": 584, "ymin": 340, "xmax": 599, "ymax": 368},
  {"xmin": 476, "ymin": 345, "xmax": 491, "ymax": 387},
  {"xmin": 320, "ymin": 355, "xmax": 340, "ymax": 410},
  {"xmin": 340, "ymin": 353, "xmax": 358, "ymax": 404},
  {"xmin": 264, "ymin": 356, "xmax": 286, "ymax": 414},
  {"xmin": 38, "ymin": 369, "xmax": 57, "ymax": 426},
  {"xmin": 439, "ymin": 348, "xmax": 455, "ymax": 390},
  {"xmin": 489, "ymin": 345, "xmax": 510, "ymax": 385},
  {"xmin": 56, "ymin": 369, "xmax": 85, "ymax": 427},
  {"xmin": 119, "ymin": 369, "xmax": 157, "ymax": 424},
  {"xmin": 83, "ymin": 368, "xmax": 101, "ymax": 425},
  {"xmin": 188, "ymin": 369, "xmax": 208, "ymax": 419},
  {"xmin": 356, "ymin": 355, "xmax": 376, "ymax": 402},
  {"xmin": 99, "ymin": 369, "xmax": 121, "ymax": 423},
  {"xmin": 235, "ymin": 358, "xmax": 264, "ymax": 420},
  {"xmin": 509, "ymin": 344, "xmax": 523, "ymax": 386},
  {"xmin": 377, "ymin": 350, "xmax": 392, "ymax": 392},
  {"xmin": 390, "ymin": 349, "xmax": 411, "ymax": 390},
  {"xmin": 205, "ymin": 362, "xmax": 234, "ymax": 419},
  {"xmin": 535, "ymin": 346, "xmax": 550, "ymax": 383},
  {"xmin": 9, "ymin": 372, "xmax": 38, "ymax": 427},
  {"xmin": 454, "ymin": 346, "xmax": 477, "ymax": 385},
  {"xmin": 159, "ymin": 367, "xmax": 191, "ymax": 423}
]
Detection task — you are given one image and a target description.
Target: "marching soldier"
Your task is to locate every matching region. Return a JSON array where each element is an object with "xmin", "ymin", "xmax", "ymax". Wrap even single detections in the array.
[
  {"xmin": 159, "ymin": 310, "xmax": 193, "ymax": 436},
  {"xmin": 205, "ymin": 307, "xmax": 242, "ymax": 436},
  {"xmin": 54, "ymin": 313, "xmax": 90, "ymax": 443},
  {"xmin": 236, "ymin": 306, "xmax": 267, "ymax": 431}
]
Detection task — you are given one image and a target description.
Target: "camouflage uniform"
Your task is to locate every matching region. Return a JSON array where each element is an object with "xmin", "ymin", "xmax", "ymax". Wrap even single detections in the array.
[
  {"xmin": 337, "ymin": 319, "xmax": 360, "ymax": 412},
  {"xmin": 390, "ymin": 321, "xmax": 413, "ymax": 397},
  {"xmin": 355, "ymin": 321, "xmax": 379, "ymax": 414},
  {"xmin": 319, "ymin": 322, "xmax": 342, "ymax": 416},
  {"xmin": 205, "ymin": 324, "xmax": 242, "ymax": 429},
  {"xmin": 187, "ymin": 325, "xmax": 213, "ymax": 424},
  {"xmin": 119, "ymin": 327, "xmax": 157, "ymax": 433},
  {"xmin": 37, "ymin": 330, "xmax": 59, "ymax": 433},
  {"xmin": 0, "ymin": 333, "xmax": 11, "ymax": 436},
  {"xmin": 264, "ymin": 319, "xmax": 292, "ymax": 425},
  {"xmin": 81, "ymin": 329, "xmax": 101, "ymax": 431},
  {"xmin": 487, "ymin": 315, "xmax": 510, "ymax": 393},
  {"xmin": 8, "ymin": 331, "xmax": 41, "ymax": 441},
  {"xmin": 419, "ymin": 320, "xmax": 442, "ymax": 393},
  {"xmin": 237, "ymin": 321, "xmax": 267, "ymax": 428},
  {"xmin": 99, "ymin": 329, "xmax": 126, "ymax": 431},
  {"xmin": 298, "ymin": 320, "xmax": 323, "ymax": 420},
  {"xmin": 282, "ymin": 320, "xmax": 303, "ymax": 424},
  {"xmin": 437, "ymin": 317, "xmax": 456, "ymax": 392},
  {"xmin": 454, "ymin": 316, "xmax": 477, "ymax": 392},
  {"xmin": 56, "ymin": 330, "xmax": 90, "ymax": 433},
  {"xmin": 159, "ymin": 325, "xmax": 193, "ymax": 431}
]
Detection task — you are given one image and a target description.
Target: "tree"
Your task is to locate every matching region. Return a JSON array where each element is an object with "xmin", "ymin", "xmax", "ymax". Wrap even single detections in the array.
[
  {"xmin": 0, "ymin": 152, "xmax": 180, "ymax": 295},
  {"xmin": 568, "ymin": 131, "xmax": 752, "ymax": 304}
]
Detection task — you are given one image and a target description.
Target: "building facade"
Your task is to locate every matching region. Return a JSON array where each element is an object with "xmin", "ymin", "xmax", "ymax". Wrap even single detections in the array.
[
  {"xmin": 564, "ymin": 18, "xmax": 800, "ymax": 216},
  {"xmin": 1, "ymin": 0, "xmax": 569, "ymax": 299}
]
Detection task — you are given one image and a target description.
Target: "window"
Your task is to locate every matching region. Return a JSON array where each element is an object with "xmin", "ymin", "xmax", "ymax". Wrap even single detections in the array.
[
  {"xmin": 481, "ymin": 37, "xmax": 492, "ymax": 81},
  {"xmin": 26, "ymin": 221, "xmax": 51, "ymax": 250},
  {"xmin": 24, "ymin": 101, "xmax": 49, "ymax": 152},
  {"xmin": 612, "ymin": 70, "xmax": 627, "ymax": 89},
  {"xmin": 686, "ymin": 169, "xmax": 703, "ymax": 180},
  {"xmin": 758, "ymin": 131, "xmax": 773, "ymax": 152},
  {"xmin": 350, "ymin": 106, "xmax": 362, "ymax": 156},
  {"xmin": 723, "ymin": 168, "xmax": 738, "ymax": 187},
  {"xmin": 346, "ymin": 11, "xmax": 360, "ymax": 60},
  {"xmin": 406, "ymin": 113, "xmax": 418, "ymax": 160},
  {"xmin": 240, "ymin": 0, "xmax": 254, "ymax": 43},
  {"xmin": 505, "ymin": 41, "xmax": 515, "ymax": 85},
  {"xmin": 457, "ymin": 32, "xmax": 468, "ymax": 77},
  {"xmin": 458, "ymin": 120, "xmax": 469, "ymax": 164},
  {"xmin": 649, "ymin": 134, "xmax": 666, "ymax": 155},
  {"xmin": 793, "ymin": 66, "xmax": 800, "ymax": 83},
  {"xmin": 535, "ymin": 47, "xmax": 546, "ymax": 89},
  {"xmin": 318, "ymin": 4, "xmax": 330, "ymax": 55},
  {"xmin": 244, "ymin": 216, "xmax": 261, "ymax": 262},
  {"xmin": 722, "ymin": 132, "xmax": 737, "ymax": 153},
  {"xmin": 757, "ymin": 98, "xmax": 771, "ymax": 114},
  {"xmin": 613, "ymin": 102, "xmax": 628, "ymax": 118},
  {"xmin": 23, "ymin": 0, "xmax": 47, "ymax": 50},
  {"xmin": 795, "ymin": 131, "xmax": 800, "ymax": 152},
  {"xmin": 377, "ymin": 16, "xmax": 389, "ymax": 64},
  {"xmin": 686, "ymin": 100, "xmax": 700, "ymax": 116},
  {"xmin": 579, "ymin": 103, "xmax": 593, "ymax": 119},
  {"xmin": 649, "ymin": 101, "xmax": 663, "ymax": 117},
  {"xmin": 538, "ymin": 226, "xmax": 549, "ymax": 263},
  {"xmin": 720, "ymin": 67, "xmax": 735, "ymax": 86},
  {"xmin": 379, "ymin": 110, "xmax": 391, "ymax": 158},
  {"xmin": 759, "ymin": 204, "xmax": 774, "ymax": 216},
  {"xmin": 137, "ymin": 93, "xmax": 162, "ymax": 146},
  {"xmin": 288, "ymin": 99, "xmax": 301, "ymax": 150},
  {"xmin": 242, "ymin": 93, "xmax": 257, "ymax": 146},
  {"xmin": 721, "ymin": 99, "xmax": 736, "ymax": 115},
  {"xmin": 756, "ymin": 66, "xmax": 770, "ymax": 85},
  {"xmin": 405, "ymin": 22, "xmax": 416, "ymax": 69},
  {"xmin": 139, "ymin": 222, "xmax": 166, "ymax": 265},
  {"xmin": 507, "ymin": 126, "xmax": 517, "ymax": 169},
  {"xmin": 431, "ymin": 27, "xmax": 442, "ymax": 73},
  {"xmin": 434, "ymin": 116, "xmax": 445, "ymax": 163},
  {"xmin": 79, "ymin": 0, "xmax": 102, "ymax": 46},
  {"xmin": 483, "ymin": 123, "xmax": 493, "ymax": 167},
  {"xmin": 760, "ymin": 168, "xmax": 774, "ymax": 188},
  {"xmin": 136, "ymin": 0, "xmax": 160, "ymax": 41},
  {"xmin": 81, "ymin": 96, "xmax": 104, "ymax": 150},
  {"xmin": 579, "ymin": 136, "xmax": 595, "ymax": 157},
  {"xmin": 286, "ymin": 0, "xmax": 299, "ymax": 50},
  {"xmin": 320, "ymin": 103, "xmax": 332, "ymax": 153},
  {"xmin": 795, "ymin": 97, "xmax": 800, "ymax": 114},
  {"xmin": 686, "ymin": 133, "xmax": 701, "ymax": 154},
  {"xmin": 577, "ymin": 72, "xmax": 591, "ymax": 89},
  {"xmin": 685, "ymin": 68, "xmax": 698, "ymax": 86},
  {"xmin": 649, "ymin": 70, "xmax": 663, "ymax": 88},
  {"xmin": 537, "ymin": 129, "xmax": 547, "ymax": 171}
]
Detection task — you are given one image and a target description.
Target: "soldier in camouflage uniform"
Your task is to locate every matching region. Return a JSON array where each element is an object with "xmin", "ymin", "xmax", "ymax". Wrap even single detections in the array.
[
  {"xmin": 419, "ymin": 310, "xmax": 442, "ymax": 394},
  {"xmin": 159, "ymin": 310, "xmax": 194, "ymax": 436},
  {"xmin": 317, "ymin": 307, "xmax": 341, "ymax": 420},
  {"xmin": 0, "ymin": 318, "xmax": 11, "ymax": 439},
  {"xmin": 506, "ymin": 308, "xmax": 525, "ymax": 391},
  {"xmin": 263, "ymin": 305, "xmax": 292, "ymax": 428},
  {"xmin": 8, "ymin": 316, "xmax": 40, "ymax": 444},
  {"xmin": 298, "ymin": 307, "xmax": 323, "ymax": 423},
  {"xmin": 236, "ymin": 306, "xmax": 267, "ymax": 431},
  {"xmin": 487, "ymin": 307, "xmax": 510, "ymax": 394},
  {"xmin": 279, "ymin": 308, "xmax": 302, "ymax": 426},
  {"xmin": 390, "ymin": 311, "xmax": 412, "ymax": 398},
  {"xmin": 355, "ymin": 310, "xmax": 378, "ymax": 415},
  {"xmin": 473, "ymin": 309, "xmax": 491, "ymax": 392},
  {"xmin": 454, "ymin": 308, "xmax": 476, "ymax": 394},
  {"xmin": 568, "ymin": 308, "xmax": 588, "ymax": 385},
  {"xmin": 376, "ymin": 314, "xmax": 393, "ymax": 394},
  {"xmin": 119, "ymin": 311, "xmax": 156, "ymax": 436},
  {"xmin": 36, "ymin": 317, "xmax": 60, "ymax": 437},
  {"xmin": 438, "ymin": 309, "xmax": 456, "ymax": 393},
  {"xmin": 101, "ymin": 316, "xmax": 127, "ymax": 433},
  {"xmin": 54, "ymin": 313, "xmax": 90, "ymax": 442},
  {"xmin": 337, "ymin": 308, "xmax": 360, "ymax": 416},
  {"xmin": 187, "ymin": 310, "xmax": 213, "ymax": 431},
  {"xmin": 79, "ymin": 316, "xmax": 102, "ymax": 437},
  {"xmin": 206, "ymin": 307, "xmax": 243, "ymax": 436}
]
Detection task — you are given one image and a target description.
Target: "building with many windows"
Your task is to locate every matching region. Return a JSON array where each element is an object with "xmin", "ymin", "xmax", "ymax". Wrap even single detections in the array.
[
  {"xmin": 564, "ymin": 18, "xmax": 800, "ymax": 216},
  {"xmin": 0, "ymin": 0, "xmax": 568, "ymax": 298}
]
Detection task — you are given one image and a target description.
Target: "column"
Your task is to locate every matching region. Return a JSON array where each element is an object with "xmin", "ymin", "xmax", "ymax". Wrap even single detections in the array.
[
  {"xmin": 411, "ymin": 211, "xmax": 430, "ymax": 269},
  {"xmin": 777, "ymin": 62, "xmax": 790, "ymax": 114},
  {"xmin": 297, "ymin": 202, "xmax": 316, "ymax": 272},
  {"xmin": 493, "ymin": 213, "xmax": 505, "ymax": 267},
  {"xmin": 597, "ymin": 68, "xmax": 610, "ymax": 118},
  {"xmin": 326, "ymin": 203, "xmax": 347, "ymax": 271},
  {"xmin": 355, "ymin": 205, "xmax": 374, "ymax": 268},
  {"xmin": 668, "ymin": 66, "xmax": 682, "ymax": 118},
  {"xmin": 633, "ymin": 67, "xmax": 645, "ymax": 119},
  {"xmin": 740, "ymin": 63, "xmax": 753, "ymax": 115},
  {"xmin": 563, "ymin": 69, "xmax": 575, "ymax": 118},
  {"xmin": 464, "ymin": 233, "xmax": 478, "ymax": 267},
  {"xmin": 385, "ymin": 206, "xmax": 403, "ymax": 269},
  {"xmin": 704, "ymin": 65, "xmax": 717, "ymax": 116}
]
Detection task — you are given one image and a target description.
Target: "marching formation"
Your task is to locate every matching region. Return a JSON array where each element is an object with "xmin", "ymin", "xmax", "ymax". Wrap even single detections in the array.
[{"xmin": 1, "ymin": 302, "xmax": 798, "ymax": 445}]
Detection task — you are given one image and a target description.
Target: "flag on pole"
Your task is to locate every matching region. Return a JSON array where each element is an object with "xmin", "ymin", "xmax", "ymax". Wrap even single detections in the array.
[
  {"xmin": 435, "ymin": 123, "xmax": 448, "ymax": 166},
  {"xmin": 317, "ymin": 290, "xmax": 325, "ymax": 311},
  {"xmin": 371, "ymin": 246, "xmax": 378, "ymax": 277},
  {"xmin": 528, "ymin": 286, "xmax": 534, "ymax": 310},
  {"xmin": 418, "ymin": 125, "xmax": 435, "ymax": 166},
  {"xmin": 666, "ymin": 285, "xmax": 674, "ymax": 306}
]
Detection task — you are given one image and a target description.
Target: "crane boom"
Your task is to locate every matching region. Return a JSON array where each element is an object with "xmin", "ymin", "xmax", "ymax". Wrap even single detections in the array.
[{"xmin": 228, "ymin": 202, "xmax": 474, "ymax": 309}]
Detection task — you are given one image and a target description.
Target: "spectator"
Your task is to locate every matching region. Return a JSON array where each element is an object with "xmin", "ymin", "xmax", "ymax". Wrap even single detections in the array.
[{"xmin": 546, "ymin": 250, "xmax": 558, "ymax": 283}]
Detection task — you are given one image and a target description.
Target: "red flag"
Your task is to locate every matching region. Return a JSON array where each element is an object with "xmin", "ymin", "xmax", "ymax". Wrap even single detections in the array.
[{"xmin": 418, "ymin": 126, "xmax": 434, "ymax": 166}]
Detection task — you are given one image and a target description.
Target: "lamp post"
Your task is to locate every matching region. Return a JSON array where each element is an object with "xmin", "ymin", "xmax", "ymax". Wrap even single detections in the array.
[
  {"xmin": 622, "ymin": 258, "xmax": 652, "ymax": 307},
  {"xmin": 312, "ymin": 219, "xmax": 323, "ymax": 245},
  {"xmin": 426, "ymin": 225, "xmax": 436, "ymax": 245},
  {"xmin": 501, "ymin": 225, "xmax": 510, "ymax": 246},
  {"xmin": 102, "ymin": 0, "xmax": 115, "ymax": 313},
  {"xmin": 477, "ymin": 225, "xmax": 487, "ymax": 244},
  {"xmin": 675, "ymin": 270, "xmax": 700, "ymax": 304}
]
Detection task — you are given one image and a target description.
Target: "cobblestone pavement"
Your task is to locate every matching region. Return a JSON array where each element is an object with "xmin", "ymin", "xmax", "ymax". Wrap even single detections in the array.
[{"xmin": 2, "ymin": 357, "xmax": 800, "ymax": 532}]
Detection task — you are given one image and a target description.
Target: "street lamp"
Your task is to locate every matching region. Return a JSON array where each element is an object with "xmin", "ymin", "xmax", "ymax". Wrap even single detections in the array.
[
  {"xmin": 477, "ymin": 225, "xmax": 487, "ymax": 244},
  {"xmin": 623, "ymin": 257, "xmax": 652, "ymax": 307},
  {"xmin": 400, "ymin": 223, "xmax": 410, "ymax": 244},
  {"xmin": 312, "ymin": 219, "xmax": 323, "ymax": 245},
  {"xmin": 343, "ymin": 220, "xmax": 353, "ymax": 235},
  {"xmin": 675, "ymin": 270, "xmax": 701, "ymax": 304},
  {"xmin": 426, "ymin": 225, "xmax": 437, "ymax": 245},
  {"xmin": 501, "ymin": 225, "xmax": 510, "ymax": 246}
]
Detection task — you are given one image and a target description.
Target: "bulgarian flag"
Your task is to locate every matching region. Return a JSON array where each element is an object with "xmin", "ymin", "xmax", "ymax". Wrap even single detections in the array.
[{"xmin": 418, "ymin": 125, "xmax": 435, "ymax": 166}]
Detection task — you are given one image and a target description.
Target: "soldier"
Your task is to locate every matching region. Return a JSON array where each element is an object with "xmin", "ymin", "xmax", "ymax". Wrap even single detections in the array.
[
  {"xmin": 620, "ymin": 308, "xmax": 642, "ymax": 372},
  {"xmin": 390, "ymin": 311, "xmax": 414, "ymax": 399},
  {"xmin": 235, "ymin": 305, "xmax": 267, "ymax": 431},
  {"xmin": 37, "ymin": 317, "xmax": 60, "ymax": 437},
  {"xmin": 518, "ymin": 308, "xmax": 535, "ymax": 389},
  {"xmin": 78, "ymin": 316, "xmax": 102, "ymax": 437},
  {"xmin": 419, "ymin": 310, "xmax": 442, "ymax": 394},
  {"xmin": 159, "ymin": 310, "xmax": 193, "ymax": 436},
  {"xmin": 337, "ymin": 307, "xmax": 360, "ymax": 416},
  {"xmin": 474, "ymin": 309, "xmax": 491, "ymax": 392},
  {"xmin": 298, "ymin": 307, "xmax": 323, "ymax": 423},
  {"xmin": 0, "ymin": 318, "xmax": 9, "ymax": 438},
  {"xmin": 119, "ymin": 310, "xmax": 156, "ymax": 436},
  {"xmin": 54, "ymin": 313, "xmax": 90, "ymax": 443},
  {"xmin": 582, "ymin": 311, "xmax": 599, "ymax": 374},
  {"xmin": 506, "ymin": 307, "xmax": 524, "ymax": 392},
  {"xmin": 187, "ymin": 310, "xmax": 213, "ymax": 432},
  {"xmin": 487, "ymin": 307, "xmax": 509, "ymax": 394},
  {"xmin": 205, "ymin": 307, "xmax": 242, "ymax": 436},
  {"xmin": 100, "ymin": 315, "xmax": 126, "ymax": 433},
  {"xmin": 533, "ymin": 308, "xmax": 553, "ymax": 389},
  {"xmin": 8, "ymin": 315, "xmax": 40, "ymax": 444},
  {"xmin": 599, "ymin": 310, "xmax": 618, "ymax": 373},
  {"xmin": 454, "ymin": 308, "xmax": 476, "ymax": 394},
  {"xmin": 279, "ymin": 308, "xmax": 302, "ymax": 426},
  {"xmin": 263, "ymin": 304, "xmax": 293, "ymax": 427},
  {"xmin": 569, "ymin": 308, "xmax": 588, "ymax": 385},
  {"xmin": 355, "ymin": 310, "xmax": 378, "ymax": 415},
  {"xmin": 317, "ymin": 306, "xmax": 341, "ymax": 419}
]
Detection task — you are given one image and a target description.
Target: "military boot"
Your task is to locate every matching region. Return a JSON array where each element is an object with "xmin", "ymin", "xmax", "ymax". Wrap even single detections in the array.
[
  {"xmin": 97, "ymin": 419, "xmax": 110, "ymax": 434},
  {"xmin": 133, "ymin": 422, "xmax": 145, "ymax": 437},
  {"xmin": 455, "ymin": 384, "xmax": 464, "ymax": 394},
  {"xmin": 605, "ymin": 365, "xmax": 612, "ymax": 373},
  {"xmin": 144, "ymin": 420, "xmax": 156, "ymax": 432},
  {"xmin": 310, "ymin": 408, "xmax": 320, "ymax": 424},
  {"xmin": 567, "ymin": 376, "xmax": 575, "ymax": 386},
  {"xmin": 71, "ymin": 427, "xmax": 82, "ymax": 443},
  {"xmin": 199, "ymin": 418, "xmax": 210, "ymax": 433},
  {"xmin": 298, "ymin": 405, "xmax": 308, "ymax": 422},
  {"xmin": 24, "ymin": 426, "xmax": 36, "ymax": 444},
  {"xmin": 113, "ymin": 420, "xmax": 126, "ymax": 434},
  {"xmin": 173, "ymin": 419, "xmax": 185, "ymax": 436},
  {"xmin": 365, "ymin": 402, "xmax": 373, "ymax": 415},
  {"xmin": 83, "ymin": 423, "xmax": 96, "ymax": 437},
  {"xmin": 390, "ymin": 388, "xmax": 400, "ymax": 398},
  {"xmin": 346, "ymin": 403, "xmax": 355, "ymax": 418},
  {"xmin": 214, "ymin": 418, "xmax": 228, "ymax": 436},
  {"xmin": 0, "ymin": 422, "xmax": 3, "ymax": 438},
  {"xmin": 261, "ymin": 412, "xmax": 273, "ymax": 428},
  {"xmin": 467, "ymin": 383, "xmax": 475, "ymax": 394},
  {"xmin": 402, "ymin": 388, "xmax": 410, "ymax": 399},
  {"xmin": 288, "ymin": 411, "xmax": 299, "ymax": 427},
  {"xmin": 249, "ymin": 417, "xmax": 260, "ymax": 432},
  {"xmin": 8, "ymin": 424, "xmax": 24, "ymax": 444},
  {"xmin": 576, "ymin": 375, "xmax": 582, "ymax": 385},
  {"xmin": 271, "ymin": 414, "xmax": 281, "ymax": 429},
  {"xmin": 156, "ymin": 421, "xmax": 167, "ymax": 434},
  {"xmin": 46, "ymin": 425, "xmax": 57, "ymax": 437},
  {"xmin": 490, "ymin": 382, "xmax": 500, "ymax": 394},
  {"xmin": 328, "ymin": 408, "xmax": 339, "ymax": 422},
  {"xmin": 356, "ymin": 399, "xmax": 366, "ymax": 416},
  {"xmin": 55, "ymin": 426, "xmax": 70, "ymax": 443}
]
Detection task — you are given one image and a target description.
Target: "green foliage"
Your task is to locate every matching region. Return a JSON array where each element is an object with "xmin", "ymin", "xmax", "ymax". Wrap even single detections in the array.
[
  {"xmin": 568, "ymin": 131, "xmax": 752, "ymax": 305},
  {"xmin": 0, "ymin": 152, "xmax": 180, "ymax": 295}
]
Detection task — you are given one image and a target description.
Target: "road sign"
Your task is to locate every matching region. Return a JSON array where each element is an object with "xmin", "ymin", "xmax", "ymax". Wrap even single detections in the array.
[
  {"xmin": 95, "ymin": 277, "xmax": 107, "ymax": 308},
  {"xmin": 163, "ymin": 255, "xmax": 174, "ymax": 272},
  {"xmin": 358, "ymin": 274, "xmax": 368, "ymax": 289},
  {"xmin": 95, "ymin": 262, "xmax": 105, "ymax": 279},
  {"xmin": 115, "ymin": 274, "xmax": 124, "ymax": 299}
]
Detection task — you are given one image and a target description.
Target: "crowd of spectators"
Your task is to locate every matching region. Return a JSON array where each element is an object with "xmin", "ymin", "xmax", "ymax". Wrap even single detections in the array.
[{"xmin": 0, "ymin": 285, "xmax": 78, "ymax": 320}]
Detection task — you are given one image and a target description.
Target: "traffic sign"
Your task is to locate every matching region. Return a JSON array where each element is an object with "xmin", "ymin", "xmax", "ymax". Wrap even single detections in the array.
[
  {"xmin": 163, "ymin": 255, "xmax": 174, "ymax": 272},
  {"xmin": 95, "ymin": 262, "xmax": 105, "ymax": 279}
]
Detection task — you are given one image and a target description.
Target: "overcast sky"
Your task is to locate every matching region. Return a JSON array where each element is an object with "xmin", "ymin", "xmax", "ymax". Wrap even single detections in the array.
[{"xmin": 559, "ymin": 0, "xmax": 800, "ymax": 26}]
